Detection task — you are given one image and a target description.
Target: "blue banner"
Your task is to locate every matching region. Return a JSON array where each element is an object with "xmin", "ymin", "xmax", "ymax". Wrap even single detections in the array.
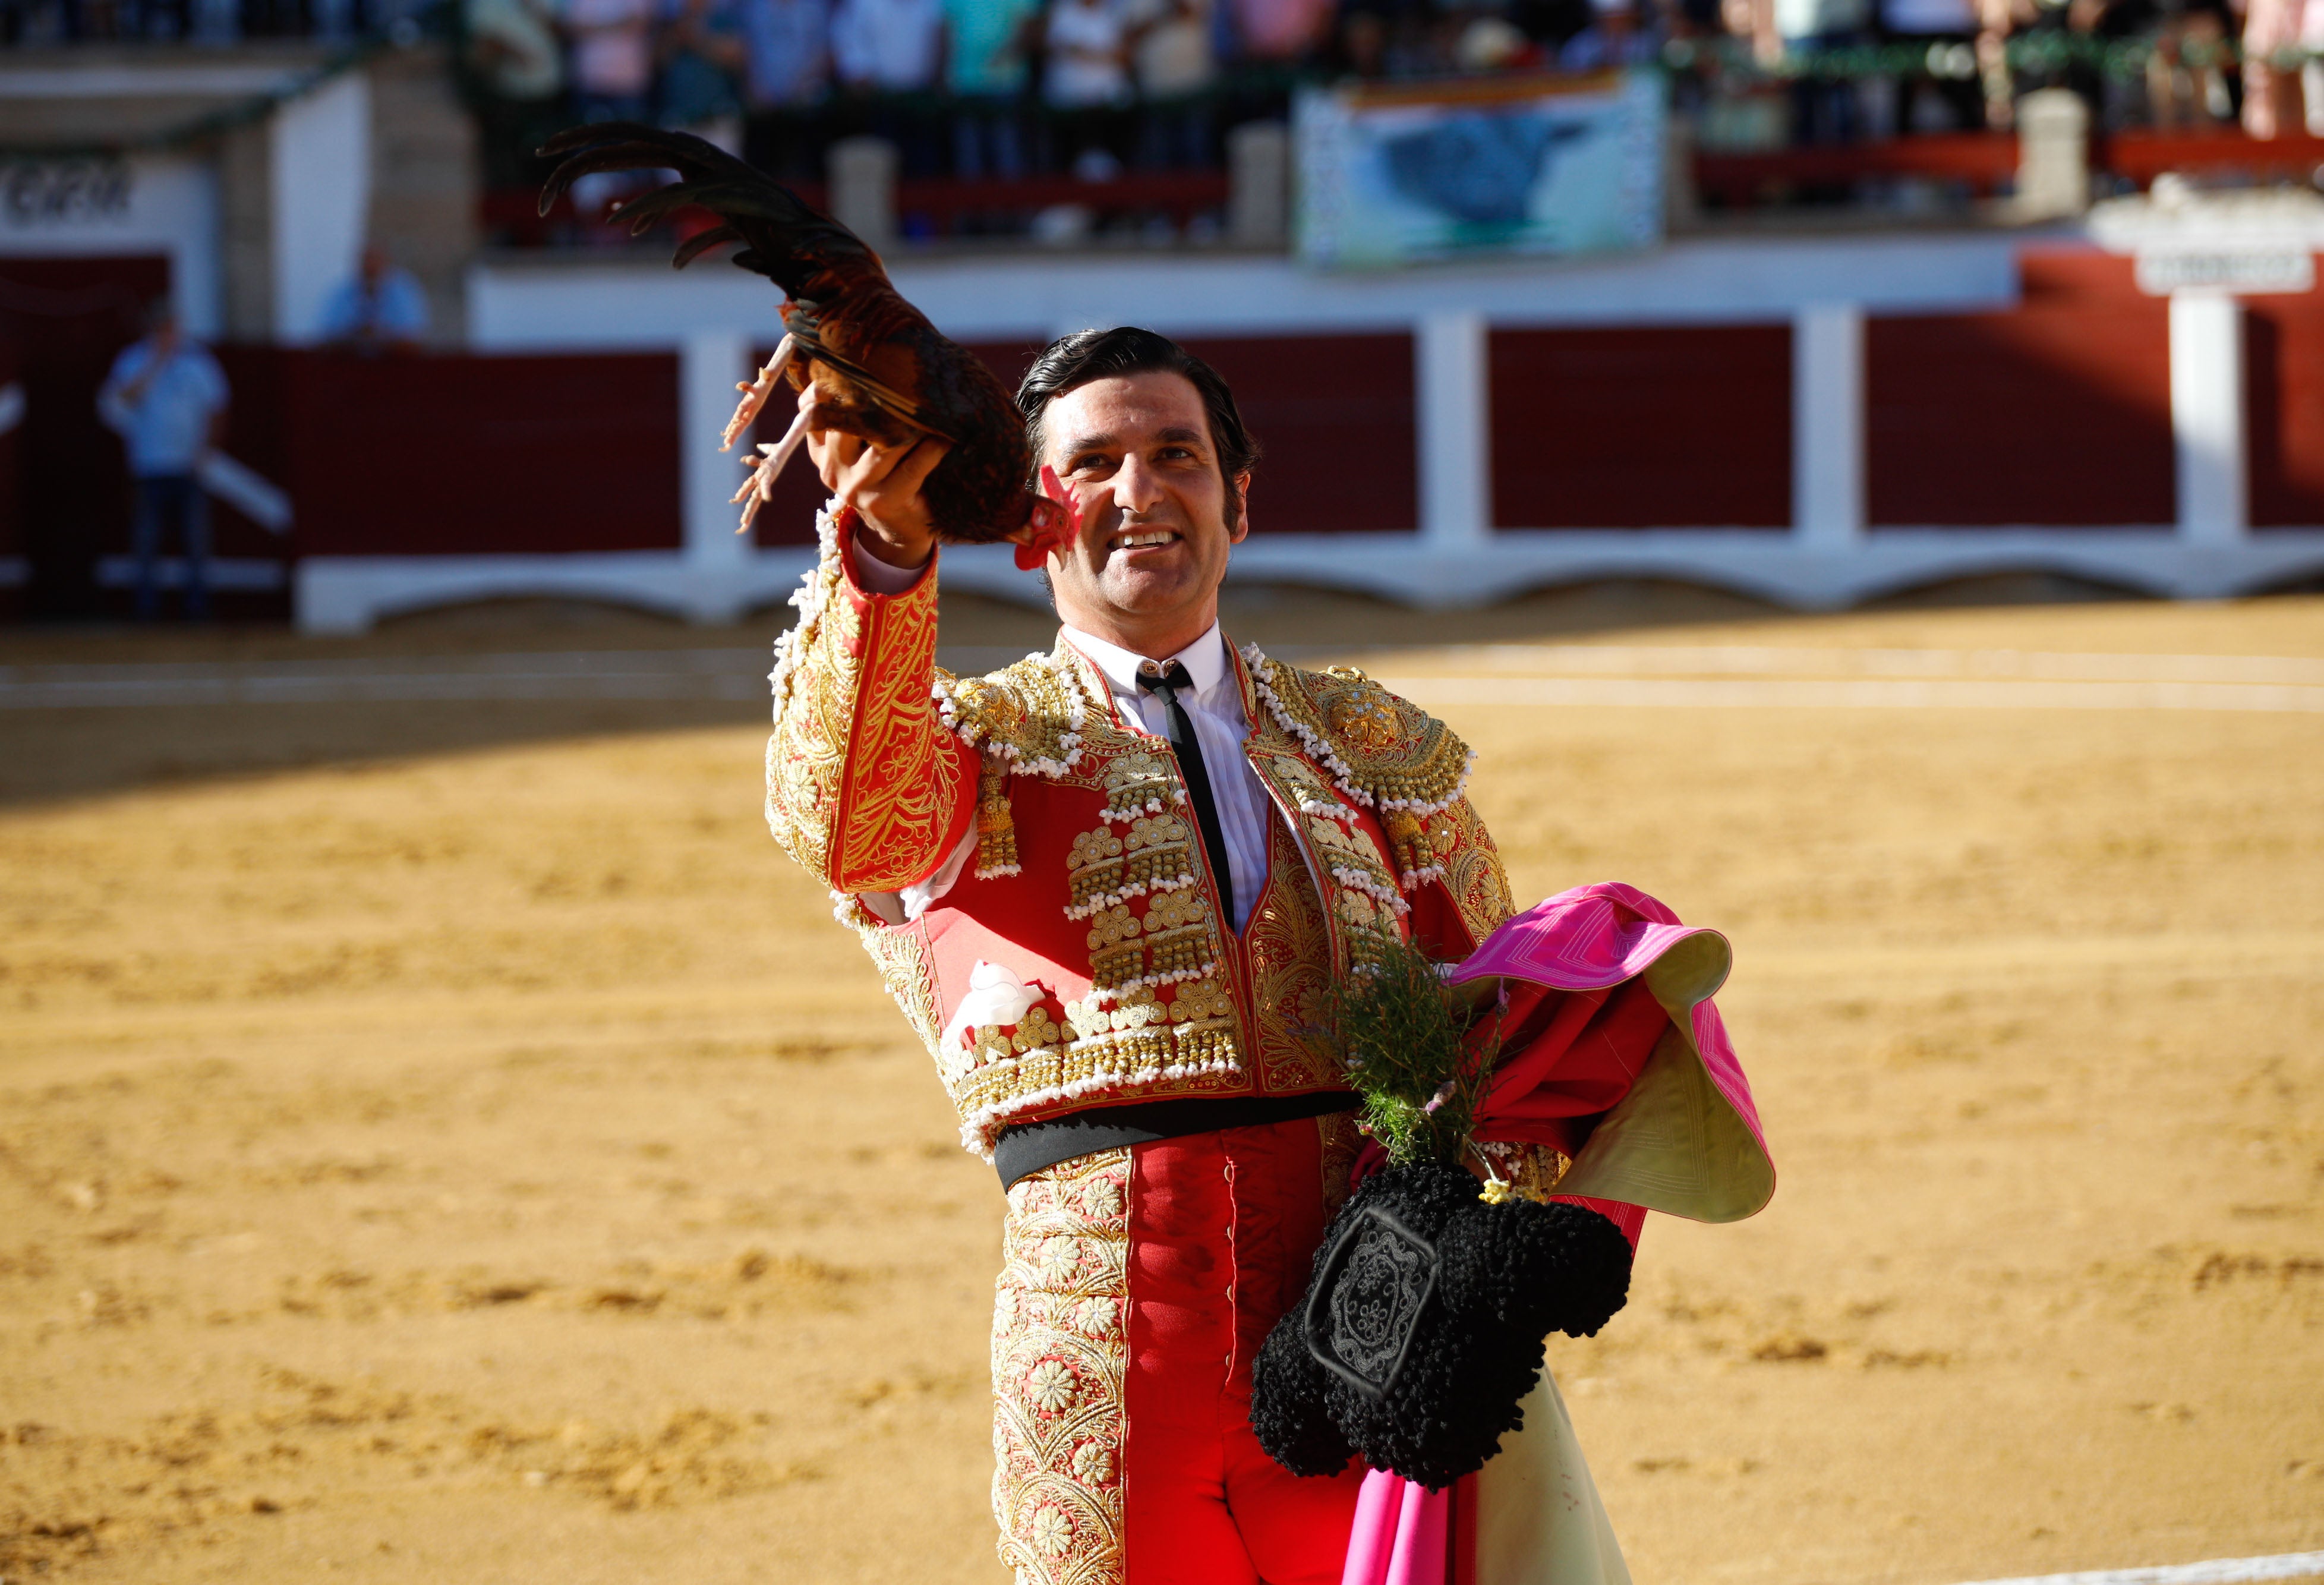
[{"xmin": 1295, "ymin": 71, "xmax": 1666, "ymax": 270}]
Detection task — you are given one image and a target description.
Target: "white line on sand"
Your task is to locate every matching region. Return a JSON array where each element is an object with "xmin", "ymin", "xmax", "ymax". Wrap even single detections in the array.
[
  {"xmin": 5, "ymin": 646, "xmax": 2322, "ymax": 711},
  {"xmin": 1949, "ymin": 1551, "xmax": 2324, "ymax": 1585},
  {"xmin": 1375, "ymin": 676, "xmax": 2324, "ymax": 713},
  {"xmin": 1449, "ymin": 645, "xmax": 2324, "ymax": 686}
]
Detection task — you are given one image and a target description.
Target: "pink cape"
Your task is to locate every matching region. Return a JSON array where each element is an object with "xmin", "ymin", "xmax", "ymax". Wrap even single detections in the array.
[{"xmin": 1341, "ymin": 883, "xmax": 1774, "ymax": 1585}]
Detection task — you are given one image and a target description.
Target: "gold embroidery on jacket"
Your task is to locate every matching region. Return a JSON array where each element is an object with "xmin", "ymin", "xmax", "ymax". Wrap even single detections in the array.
[
  {"xmin": 1084, "ymin": 906, "xmax": 1145, "ymax": 994},
  {"xmin": 1100, "ymin": 751, "xmax": 1176, "ymax": 820},
  {"xmin": 853, "ymin": 912, "xmax": 944, "ymax": 1058},
  {"xmin": 765, "ymin": 508, "xmax": 969, "ymax": 893},
  {"xmin": 1120, "ymin": 812, "xmax": 1194, "ymax": 899},
  {"xmin": 994, "ymin": 1149, "xmax": 1129, "ymax": 1585},
  {"xmin": 1275, "ymin": 758, "xmax": 1355, "ymax": 822},
  {"xmin": 1065, "ymin": 825, "xmax": 1128, "ymax": 919},
  {"xmin": 1333, "ymin": 888, "xmax": 1402, "ymax": 971},
  {"xmin": 1306, "ymin": 812, "xmax": 1409, "ymax": 918},
  {"xmin": 1139, "ymin": 886, "xmax": 1216, "ymax": 987},
  {"xmin": 1318, "ymin": 1109, "xmax": 1364, "ymax": 1215},
  {"xmin": 1245, "ymin": 810, "xmax": 1347, "ymax": 1095},
  {"xmin": 780, "ymin": 604, "xmax": 1510, "ymax": 1157},
  {"xmin": 1430, "ymin": 795, "xmax": 1516, "ymax": 951},
  {"xmin": 1240, "ymin": 645, "xmax": 1474, "ymax": 824},
  {"xmin": 1060, "ymin": 984, "xmax": 1241, "ymax": 1083},
  {"xmin": 938, "ymin": 651, "xmax": 1090, "ymax": 780},
  {"xmin": 977, "ymin": 754, "xmax": 1021, "ymax": 879}
]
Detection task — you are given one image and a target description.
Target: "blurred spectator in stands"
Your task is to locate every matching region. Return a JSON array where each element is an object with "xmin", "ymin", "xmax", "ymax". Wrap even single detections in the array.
[
  {"xmin": 659, "ymin": 0, "xmax": 748, "ymax": 149},
  {"xmin": 832, "ymin": 0, "xmax": 946, "ymax": 173},
  {"xmin": 1971, "ymin": 0, "xmax": 2025, "ymax": 124},
  {"xmin": 945, "ymin": 0, "xmax": 1041, "ymax": 178},
  {"xmin": 2298, "ymin": 0, "xmax": 2324, "ymax": 131},
  {"xmin": 567, "ymin": 0, "xmax": 659, "ymax": 121},
  {"xmin": 1336, "ymin": 5, "xmax": 1392, "ymax": 73},
  {"xmin": 1125, "ymin": 0, "xmax": 1218, "ymax": 166},
  {"xmin": 320, "ymin": 245, "xmax": 431, "ymax": 352},
  {"xmin": 1776, "ymin": 0, "xmax": 1874, "ymax": 138},
  {"xmin": 97, "ymin": 298, "xmax": 228, "ymax": 623},
  {"xmin": 831, "ymin": 0, "xmax": 945, "ymax": 93},
  {"xmin": 1232, "ymin": 0, "xmax": 1332, "ymax": 55},
  {"xmin": 742, "ymin": 0, "xmax": 833, "ymax": 179},
  {"xmin": 1559, "ymin": 0, "xmax": 1658, "ymax": 70},
  {"xmin": 192, "ymin": 0, "xmax": 238, "ymax": 41},
  {"xmin": 565, "ymin": 0, "xmax": 661, "ymax": 233},
  {"xmin": 1046, "ymin": 0, "xmax": 1133, "ymax": 105},
  {"xmin": 463, "ymin": 0, "xmax": 566, "ymax": 187},
  {"xmin": 1516, "ymin": 0, "xmax": 1599, "ymax": 53},
  {"xmin": 2145, "ymin": 0, "xmax": 2234, "ymax": 124},
  {"xmin": 2057, "ymin": 0, "xmax": 2149, "ymax": 127},
  {"xmin": 1045, "ymin": 0, "xmax": 1133, "ymax": 174},
  {"xmin": 2240, "ymin": 0, "xmax": 2323, "ymax": 134},
  {"xmin": 1880, "ymin": 0, "xmax": 1982, "ymax": 129}
]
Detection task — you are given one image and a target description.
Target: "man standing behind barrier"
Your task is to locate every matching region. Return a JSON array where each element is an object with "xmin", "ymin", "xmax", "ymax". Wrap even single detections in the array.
[
  {"xmin": 97, "ymin": 299, "xmax": 229, "ymax": 622},
  {"xmin": 320, "ymin": 244, "xmax": 433, "ymax": 354}
]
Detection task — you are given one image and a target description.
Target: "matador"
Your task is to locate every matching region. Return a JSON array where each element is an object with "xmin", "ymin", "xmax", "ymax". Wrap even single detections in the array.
[{"xmin": 764, "ymin": 326, "xmax": 1772, "ymax": 1585}]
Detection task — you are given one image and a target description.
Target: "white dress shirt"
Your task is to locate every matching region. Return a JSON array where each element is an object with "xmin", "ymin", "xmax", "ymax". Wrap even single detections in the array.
[
  {"xmin": 846, "ymin": 534, "xmax": 1276, "ymax": 928},
  {"xmin": 1062, "ymin": 623, "xmax": 1273, "ymax": 932}
]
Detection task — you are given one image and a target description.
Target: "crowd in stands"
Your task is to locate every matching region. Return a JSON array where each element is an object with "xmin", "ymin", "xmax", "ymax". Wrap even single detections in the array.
[
  {"xmin": 450, "ymin": 0, "xmax": 2286, "ymax": 208},
  {"xmin": 459, "ymin": 0, "xmax": 1323, "ymax": 197},
  {"xmin": 5, "ymin": 0, "xmax": 2310, "ymax": 226}
]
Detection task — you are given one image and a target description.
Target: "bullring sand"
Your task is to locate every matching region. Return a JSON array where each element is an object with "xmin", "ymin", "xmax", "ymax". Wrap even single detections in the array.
[{"xmin": 2, "ymin": 592, "xmax": 2320, "ymax": 1584}]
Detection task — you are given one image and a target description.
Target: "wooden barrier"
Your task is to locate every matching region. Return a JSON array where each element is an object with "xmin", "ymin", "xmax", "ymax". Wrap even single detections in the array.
[
  {"xmin": 2246, "ymin": 296, "xmax": 2324, "ymax": 528},
  {"xmin": 1489, "ymin": 325, "xmax": 1793, "ymax": 530},
  {"xmin": 1694, "ymin": 132, "xmax": 2019, "ymax": 206},
  {"xmin": 219, "ymin": 349, "xmax": 683, "ymax": 557},
  {"xmin": 1868, "ymin": 253, "xmax": 2174, "ymax": 527}
]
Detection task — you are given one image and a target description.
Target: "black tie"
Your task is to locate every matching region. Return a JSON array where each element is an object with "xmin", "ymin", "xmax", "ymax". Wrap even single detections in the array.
[{"xmin": 1137, "ymin": 661, "xmax": 1235, "ymax": 925}]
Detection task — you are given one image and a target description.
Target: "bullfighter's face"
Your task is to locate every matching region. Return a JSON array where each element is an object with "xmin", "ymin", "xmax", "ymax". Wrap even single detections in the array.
[{"xmin": 1036, "ymin": 370, "xmax": 1250, "ymax": 658}]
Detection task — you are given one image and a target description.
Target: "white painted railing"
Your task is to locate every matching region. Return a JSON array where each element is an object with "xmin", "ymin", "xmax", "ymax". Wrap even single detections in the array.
[{"xmin": 295, "ymin": 238, "xmax": 2324, "ymax": 631}]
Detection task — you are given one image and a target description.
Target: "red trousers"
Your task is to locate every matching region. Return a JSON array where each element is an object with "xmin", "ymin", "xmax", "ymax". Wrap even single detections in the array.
[{"xmin": 993, "ymin": 1117, "xmax": 1366, "ymax": 1585}]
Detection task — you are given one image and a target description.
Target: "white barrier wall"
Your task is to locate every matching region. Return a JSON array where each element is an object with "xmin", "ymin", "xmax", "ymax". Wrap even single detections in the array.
[
  {"xmin": 0, "ymin": 153, "xmax": 224, "ymax": 336},
  {"xmin": 295, "ymin": 232, "xmax": 2324, "ymax": 631},
  {"xmin": 270, "ymin": 70, "xmax": 371, "ymax": 345}
]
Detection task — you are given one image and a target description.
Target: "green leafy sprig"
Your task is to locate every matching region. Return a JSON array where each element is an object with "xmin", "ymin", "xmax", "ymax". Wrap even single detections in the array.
[{"xmin": 1329, "ymin": 937, "xmax": 1502, "ymax": 1168}]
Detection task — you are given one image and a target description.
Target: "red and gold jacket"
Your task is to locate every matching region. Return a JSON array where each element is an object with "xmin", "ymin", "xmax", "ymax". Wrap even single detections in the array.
[{"xmin": 765, "ymin": 508, "xmax": 1516, "ymax": 1157}]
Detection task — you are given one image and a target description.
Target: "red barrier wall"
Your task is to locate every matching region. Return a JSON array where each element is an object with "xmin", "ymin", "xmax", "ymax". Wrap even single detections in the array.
[
  {"xmin": 751, "ymin": 333, "xmax": 1415, "ymax": 545},
  {"xmin": 0, "ymin": 255, "xmax": 168, "ymax": 618},
  {"xmin": 0, "ymin": 333, "xmax": 17, "ymax": 568},
  {"xmin": 1868, "ymin": 255, "xmax": 2173, "ymax": 527},
  {"xmin": 1177, "ymin": 333, "xmax": 1415, "ymax": 534},
  {"xmin": 2245, "ymin": 297, "xmax": 2324, "ymax": 528},
  {"xmin": 279, "ymin": 351, "xmax": 681, "ymax": 555},
  {"xmin": 1488, "ymin": 325, "xmax": 1792, "ymax": 529}
]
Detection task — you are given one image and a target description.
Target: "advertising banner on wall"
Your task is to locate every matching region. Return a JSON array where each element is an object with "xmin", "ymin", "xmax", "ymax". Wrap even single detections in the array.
[{"xmin": 1294, "ymin": 71, "xmax": 1665, "ymax": 270}]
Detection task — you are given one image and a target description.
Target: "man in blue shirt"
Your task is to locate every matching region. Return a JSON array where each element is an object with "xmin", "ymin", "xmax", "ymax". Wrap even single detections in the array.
[
  {"xmin": 319, "ymin": 245, "xmax": 432, "ymax": 352},
  {"xmin": 97, "ymin": 300, "xmax": 231, "ymax": 622},
  {"xmin": 944, "ymin": 0, "xmax": 1041, "ymax": 179}
]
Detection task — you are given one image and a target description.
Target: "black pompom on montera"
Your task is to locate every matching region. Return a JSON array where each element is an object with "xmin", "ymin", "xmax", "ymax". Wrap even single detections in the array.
[{"xmin": 1249, "ymin": 1161, "xmax": 1634, "ymax": 1491}]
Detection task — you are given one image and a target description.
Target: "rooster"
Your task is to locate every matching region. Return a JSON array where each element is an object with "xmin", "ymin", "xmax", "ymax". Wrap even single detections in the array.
[{"xmin": 538, "ymin": 122, "xmax": 1070, "ymax": 555}]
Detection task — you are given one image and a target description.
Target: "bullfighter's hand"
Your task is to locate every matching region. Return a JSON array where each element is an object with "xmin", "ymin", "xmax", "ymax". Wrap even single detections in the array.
[{"xmin": 800, "ymin": 385, "xmax": 950, "ymax": 571}]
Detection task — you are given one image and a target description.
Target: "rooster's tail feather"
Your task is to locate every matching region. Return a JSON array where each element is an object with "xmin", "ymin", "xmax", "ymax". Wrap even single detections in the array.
[{"xmin": 536, "ymin": 121, "xmax": 880, "ymax": 297}]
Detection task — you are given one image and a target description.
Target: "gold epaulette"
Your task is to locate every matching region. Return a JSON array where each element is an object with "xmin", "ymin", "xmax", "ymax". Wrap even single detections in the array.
[
  {"xmin": 1243, "ymin": 647, "xmax": 1474, "ymax": 817},
  {"xmin": 932, "ymin": 644, "xmax": 1091, "ymax": 780}
]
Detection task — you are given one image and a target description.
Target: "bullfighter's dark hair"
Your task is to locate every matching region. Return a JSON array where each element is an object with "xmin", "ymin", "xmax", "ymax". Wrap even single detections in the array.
[{"xmin": 1016, "ymin": 327, "xmax": 1261, "ymax": 518}]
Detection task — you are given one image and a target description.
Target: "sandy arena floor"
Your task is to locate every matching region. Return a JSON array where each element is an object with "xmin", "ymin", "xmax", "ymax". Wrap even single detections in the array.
[{"xmin": 2, "ymin": 590, "xmax": 2320, "ymax": 1585}]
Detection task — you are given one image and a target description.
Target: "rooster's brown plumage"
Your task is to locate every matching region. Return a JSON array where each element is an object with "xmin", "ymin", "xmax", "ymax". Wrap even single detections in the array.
[{"xmin": 538, "ymin": 122, "xmax": 1038, "ymax": 543}]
